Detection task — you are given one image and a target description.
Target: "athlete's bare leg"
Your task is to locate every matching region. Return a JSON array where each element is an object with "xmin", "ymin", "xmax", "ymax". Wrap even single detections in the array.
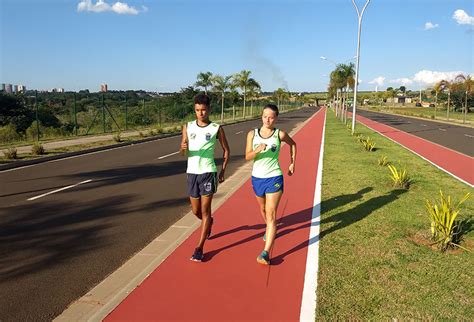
[
  {"xmin": 189, "ymin": 197, "xmax": 202, "ymax": 219},
  {"xmin": 197, "ymin": 194, "xmax": 213, "ymax": 249},
  {"xmin": 263, "ymin": 191, "xmax": 282, "ymax": 252},
  {"xmin": 255, "ymin": 195, "xmax": 266, "ymax": 222}
]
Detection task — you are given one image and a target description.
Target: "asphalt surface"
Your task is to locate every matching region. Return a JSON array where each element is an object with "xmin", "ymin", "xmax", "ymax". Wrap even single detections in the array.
[
  {"xmin": 0, "ymin": 107, "xmax": 319, "ymax": 321},
  {"xmin": 357, "ymin": 109, "xmax": 474, "ymax": 157}
]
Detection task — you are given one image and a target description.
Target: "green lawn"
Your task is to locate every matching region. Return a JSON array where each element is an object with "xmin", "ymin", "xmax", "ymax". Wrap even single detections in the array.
[
  {"xmin": 316, "ymin": 111, "xmax": 473, "ymax": 320},
  {"xmin": 363, "ymin": 105, "xmax": 474, "ymax": 125}
]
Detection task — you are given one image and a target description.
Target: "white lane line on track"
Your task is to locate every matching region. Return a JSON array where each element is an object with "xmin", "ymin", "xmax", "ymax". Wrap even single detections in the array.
[
  {"xmin": 421, "ymin": 124, "xmax": 427, "ymax": 127},
  {"xmin": 299, "ymin": 110, "xmax": 326, "ymax": 322},
  {"xmin": 27, "ymin": 179, "xmax": 93, "ymax": 201},
  {"xmin": 465, "ymin": 134, "xmax": 474, "ymax": 138},
  {"xmin": 157, "ymin": 151, "xmax": 180, "ymax": 159},
  {"xmin": 438, "ymin": 128, "xmax": 447, "ymax": 131},
  {"xmin": 235, "ymin": 131, "xmax": 243, "ymax": 134}
]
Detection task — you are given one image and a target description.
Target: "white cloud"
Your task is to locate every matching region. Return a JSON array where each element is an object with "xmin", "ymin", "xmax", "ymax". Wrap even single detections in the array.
[
  {"xmin": 77, "ymin": 0, "xmax": 146, "ymax": 15},
  {"xmin": 391, "ymin": 78, "xmax": 414, "ymax": 86},
  {"xmin": 424, "ymin": 22, "xmax": 439, "ymax": 30},
  {"xmin": 412, "ymin": 70, "xmax": 463, "ymax": 85},
  {"xmin": 453, "ymin": 9, "xmax": 474, "ymax": 25},
  {"xmin": 368, "ymin": 76, "xmax": 385, "ymax": 86}
]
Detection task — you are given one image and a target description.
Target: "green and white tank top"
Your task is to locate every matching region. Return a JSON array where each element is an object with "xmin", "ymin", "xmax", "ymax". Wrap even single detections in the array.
[
  {"xmin": 251, "ymin": 128, "xmax": 283, "ymax": 178},
  {"xmin": 186, "ymin": 120, "xmax": 219, "ymax": 174}
]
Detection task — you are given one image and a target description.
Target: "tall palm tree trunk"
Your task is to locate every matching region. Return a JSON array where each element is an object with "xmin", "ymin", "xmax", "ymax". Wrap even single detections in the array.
[
  {"xmin": 221, "ymin": 92, "xmax": 225, "ymax": 124},
  {"xmin": 447, "ymin": 92, "xmax": 450, "ymax": 120},
  {"xmin": 464, "ymin": 91, "xmax": 468, "ymax": 124}
]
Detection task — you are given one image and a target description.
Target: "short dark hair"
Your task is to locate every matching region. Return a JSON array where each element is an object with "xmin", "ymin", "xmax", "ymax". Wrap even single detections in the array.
[
  {"xmin": 263, "ymin": 104, "xmax": 279, "ymax": 116},
  {"xmin": 194, "ymin": 93, "xmax": 211, "ymax": 107}
]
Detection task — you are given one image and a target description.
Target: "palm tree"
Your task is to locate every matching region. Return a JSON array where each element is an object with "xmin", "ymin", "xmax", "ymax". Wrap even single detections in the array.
[
  {"xmin": 246, "ymin": 78, "xmax": 261, "ymax": 117},
  {"xmin": 274, "ymin": 88, "xmax": 287, "ymax": 110},
  {"xmin": 439, "ymin": 80, "xmax": 452, "ymax": 120},
  {"xmin": 329, "ymin": 69, "xmax": 345, "ymax": 118},
  {"xmin": 433, "ymin": 81, "xmax": 443, "ymax": 119},
  {"xmin": 454, "ymin": 74, "xmax": 473, "ymax": 124},
  {"xmin": 195, "ymin": 72, "xmax": 213, "ymax": 94},
  {"xmin": 212, "ymin": 75, "xmax": 233, "ymax": 123},
  {"xmin": 335, "ymin": 63, "xmax": 355, "ymax": 123},
  {"xmin": 233, "ymin": 70, "xmax": 252, "ymax": 118}
]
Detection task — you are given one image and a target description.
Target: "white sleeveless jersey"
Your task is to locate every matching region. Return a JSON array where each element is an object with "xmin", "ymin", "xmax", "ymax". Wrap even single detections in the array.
[
  {"xmin": 186, "ymin": 120, "xmax": 220, "ymax": 174},
  {"xmin": 251, "ymin": 128, "xmax": 283, "ymax": 178}
]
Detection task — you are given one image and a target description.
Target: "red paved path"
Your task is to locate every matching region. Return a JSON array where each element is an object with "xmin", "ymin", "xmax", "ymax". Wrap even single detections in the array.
[
  {"xmin": 355, "ymin": 114, "xmax": 474, "ymax": 186},
  {"xmin": 105, "ymin": 108, "xmax": 327, "ymax": 321}
]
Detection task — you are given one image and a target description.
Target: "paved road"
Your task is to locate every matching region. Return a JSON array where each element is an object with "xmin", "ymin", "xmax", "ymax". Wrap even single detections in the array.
[
  {"xmin": 0, "ymin": 107, "xmax": 319, "ymax": 321},
  {"xmin": 357, "ymin": 109, "xmax": 474, "ymax": 157}
]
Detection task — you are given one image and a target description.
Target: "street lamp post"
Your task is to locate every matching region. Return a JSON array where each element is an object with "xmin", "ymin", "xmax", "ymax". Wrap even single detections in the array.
[{"xmin": 351, "ymin": 0, "xmax": 371, "ymax": 134}]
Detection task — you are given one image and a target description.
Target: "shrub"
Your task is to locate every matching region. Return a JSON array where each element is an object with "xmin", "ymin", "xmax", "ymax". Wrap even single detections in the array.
[
  {"xmin": 387, "ymin": 163, "xmax": 411, "ymax": 189},
  {"xmin": 0, "ymin": 124, "xmax": 21, "ymax": 143},
  {"xmin": 426, "ymin": 191, "xmax": 471, "ymax": 252},
  {"xmin": 378, "ymin": 155, "xmax": 390, "ymax": 166},
  {"xmin": 113, "ymin": 132, "xmax": 122, "ymax": 142},
  {"xmin": 31, "ymin": 142, "xmax": 45, "ymax": 155},
  {"xmin": 361, "ymin": 136, "xmax": 376, "ymax": 151},
  {"xmin": 149, "ymin": 129, "xmax": 156, "ymax": 136},
  {"xmin": 156, "ymin": 128, "xmax": 163, "ymax": 134},
  {"xmin": 139, "ymin": 131, "xmax": 145, "ymax": 137},
  {"xmin": 4, "ymin": 147, "xmax": 18, "ymax": 159},
  {"xmin": 26, "ymin": 121, "xmax": 42, "ymax": 140}
]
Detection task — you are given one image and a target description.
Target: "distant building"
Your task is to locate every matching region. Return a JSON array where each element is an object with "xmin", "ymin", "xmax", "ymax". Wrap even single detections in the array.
[
  {"xmin": 100, "ymin": 83, "xmax": 108, "ymax": 92},
  {"xmin": 18, "ymin": 85, "xmax": 26, "ymax": 93},
  {"xmin": 13, "ymin": 85, "xmax": 18, "ymax": 93},
  {"xmin": 1, "ymin": 83, "xmax": 5, "ymax": 92},
  {"xmin": 51, "ymin": 88, "xmax": 65, "ymax": 93},
  {"xmin": 5, "ymin": 84, "xmax": 13, "ymax": 93}
]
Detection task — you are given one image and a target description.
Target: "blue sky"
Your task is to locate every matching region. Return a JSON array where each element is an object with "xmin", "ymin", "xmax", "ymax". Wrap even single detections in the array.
[{"xmin": 1, "ymin": 0, "xmax": 473, "ymax": 92}]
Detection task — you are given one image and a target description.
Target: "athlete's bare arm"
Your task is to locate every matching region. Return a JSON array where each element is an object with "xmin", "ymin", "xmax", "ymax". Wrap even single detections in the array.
[
  {"xmin": 280, "ymin": 130, "xmax": 297, "ymax": 175},
  {"xmin": 180, "ymin": 123, "xmax": 188, "ymax": 155},
  {"xmin": 217, "ymin": 126, "xmax": 230, "ymax": 182},
  {"xmin": 245, "ymin": 130, "xmax": 266, "ymax": 161}
]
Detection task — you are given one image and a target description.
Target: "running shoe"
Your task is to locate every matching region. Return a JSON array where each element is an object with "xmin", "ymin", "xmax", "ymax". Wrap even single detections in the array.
[
  {"xmin": 206, "ymin": 217, "xmax": 214, "ymax": 240},
  {"xmin": 257, "ymin": 250, "xmax": 270, "ymax": 265},
  {"xmin": 190, "ymin": 247, "xmax": 204, "ymax": 262}
]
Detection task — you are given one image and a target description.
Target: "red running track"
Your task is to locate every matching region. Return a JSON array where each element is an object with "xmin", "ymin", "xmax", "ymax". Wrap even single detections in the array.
[
  {"xmin": 355, "ymin": 114, "xmax": 474, "ymax": 186},
  {"xmin": 105, "ymin": 108, "xmax": 327, "ymax": 321}
]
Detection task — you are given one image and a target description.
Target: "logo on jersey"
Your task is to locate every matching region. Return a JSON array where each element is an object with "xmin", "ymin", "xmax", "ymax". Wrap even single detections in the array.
[
  {"xmin": 205, "ymin": 133, "xmax": 211, "ymax": 141},
  {"xmin": 271, "ymin": 144, "xmax": 277, "ymax": 152},
  {"xmin": 190, "ymin": 133, "xmax": 196, "ymax": 140},
  {"xmin": 274, "ymin": 183, "xmax": 281, "ymax": 188}
]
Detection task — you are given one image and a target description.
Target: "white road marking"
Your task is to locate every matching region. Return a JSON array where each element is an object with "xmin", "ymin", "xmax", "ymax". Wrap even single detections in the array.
[
  {"xmin": 299, "ymin": 110, "xmax": 326, "ymax": 322},
  {"xmin": 235, "ymin": 131, "xmax": 243, "ymax": 134},
  {"xmin": 27, "ymin": 179, "xmax": 93, "ymax": 201},
  {"xmin": 157, "ymin": 151, "xmax": 180, "ymax": 159},
  {"xmin": 438, "ymin": 128, "xmax": 447, "ymax": 131},
  {"xmin": 421, "ymin": 124, "xmax": 427, "ymax": 127},
  {"xmin": 465, "ymin": 134, "xmax": 474, "ymax": 138}
]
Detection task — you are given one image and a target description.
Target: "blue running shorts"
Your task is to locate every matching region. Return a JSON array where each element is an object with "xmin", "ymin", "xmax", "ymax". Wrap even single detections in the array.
[{"xmin": 251, "ymin": 175, "xmax": 284, "ymax": 197}]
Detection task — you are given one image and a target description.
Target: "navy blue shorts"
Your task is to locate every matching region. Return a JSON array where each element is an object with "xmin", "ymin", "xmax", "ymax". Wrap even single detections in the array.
[
  {"xmin": 187, "ymin": 172, "xmax": 217, "ymax": 198},
  {"xmin": 251, "ymin": 175, "xmax": 284, "ymax": 197}
]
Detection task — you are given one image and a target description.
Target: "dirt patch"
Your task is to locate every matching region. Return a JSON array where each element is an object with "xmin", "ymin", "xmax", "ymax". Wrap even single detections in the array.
[{"xmin": 407, "ymin": 231, "xmax": 473, "ymax": 254}]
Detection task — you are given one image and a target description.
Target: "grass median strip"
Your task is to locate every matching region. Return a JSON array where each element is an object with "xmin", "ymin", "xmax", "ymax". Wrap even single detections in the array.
[{"xmin": 316, "ymin": 112, "xmax": 473, "ymax": 320}]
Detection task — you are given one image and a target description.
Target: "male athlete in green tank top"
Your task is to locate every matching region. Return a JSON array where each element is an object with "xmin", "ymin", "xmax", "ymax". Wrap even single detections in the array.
[
  {"xmin": 245, "ymin": 104, "xmax": 297, "ymax": 265},
  {"xmin": 181, "ymin": 93, "xmax": 230, "ymax": 262}
]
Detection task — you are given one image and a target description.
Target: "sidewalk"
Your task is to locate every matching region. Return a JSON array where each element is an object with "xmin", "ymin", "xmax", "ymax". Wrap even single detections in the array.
[
  {"xmin": 0, "ymin": 130, "xmax": 145, "ymax": 157},
  {"xmin": 355, "ymin": 113, "xmax": 474, "ymax": 187},
  {"xmin": 56, "ymin": 108, "xmax": 327, "ymax": 321}
]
